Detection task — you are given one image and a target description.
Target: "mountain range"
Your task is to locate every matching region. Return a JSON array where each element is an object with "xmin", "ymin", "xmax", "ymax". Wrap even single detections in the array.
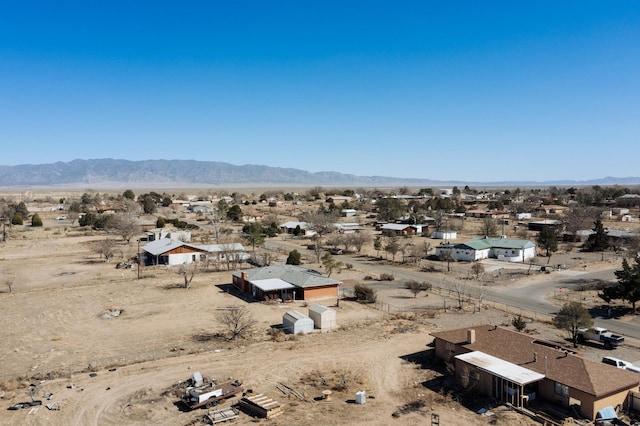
[{"xmin": 0, "ymin": 159, "xmax": 639, "ymax": 189}]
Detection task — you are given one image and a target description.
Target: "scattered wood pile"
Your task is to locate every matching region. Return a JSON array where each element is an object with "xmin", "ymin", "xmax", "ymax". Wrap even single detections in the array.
[
  {"xmin": 202, "ymin": 407, "xmax": 239, "ymax": 424},
  {"xmin": 236, "ymin": 393, "xmax": 283, "ymax": 419},
  {"xmin": 276, "ymin": 382, "xmax": 307, "ymax": 401}
]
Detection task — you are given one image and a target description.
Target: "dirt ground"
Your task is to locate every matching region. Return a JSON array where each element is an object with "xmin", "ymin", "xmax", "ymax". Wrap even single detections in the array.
[{"xmin": 0, "ymin": 214, "xmax": 635, "ymax": 426}]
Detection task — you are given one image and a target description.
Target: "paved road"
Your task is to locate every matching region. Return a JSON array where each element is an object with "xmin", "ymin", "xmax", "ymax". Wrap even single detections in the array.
[{"xmin": 265, "ymin": 239, "xmax": 640, "ymax": 340}]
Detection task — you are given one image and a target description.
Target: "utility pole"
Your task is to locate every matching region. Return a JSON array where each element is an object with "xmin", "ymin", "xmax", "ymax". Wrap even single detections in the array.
[{"xmin": 137, "ymin": 239, "xmax": 141, "ymax": 280}]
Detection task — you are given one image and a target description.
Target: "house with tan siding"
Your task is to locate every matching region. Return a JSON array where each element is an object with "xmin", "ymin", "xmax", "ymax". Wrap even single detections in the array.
[{"xmin": 431, "ymin": 324, "xmax": 640, "ymax": 420}]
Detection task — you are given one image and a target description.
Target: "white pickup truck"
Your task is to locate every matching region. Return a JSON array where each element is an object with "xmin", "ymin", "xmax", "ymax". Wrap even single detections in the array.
[
  {"xmin": 577, "ymin": 327, "xmax": 624, "ymax": 349},
  {"xmin": 602, "ymin": 356, "xmax": 640, "ymax": 373}
]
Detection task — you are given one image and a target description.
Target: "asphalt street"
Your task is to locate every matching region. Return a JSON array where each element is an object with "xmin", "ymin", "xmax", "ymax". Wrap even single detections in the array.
[{"xmin": 266, "ymin": 239, "xmax": 640, "ymax": 340}]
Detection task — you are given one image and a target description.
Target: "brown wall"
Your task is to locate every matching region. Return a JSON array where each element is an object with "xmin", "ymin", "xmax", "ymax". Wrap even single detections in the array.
[{"xmin": 303, "ymin": 285, "xmax": 338, "ymax": 301}]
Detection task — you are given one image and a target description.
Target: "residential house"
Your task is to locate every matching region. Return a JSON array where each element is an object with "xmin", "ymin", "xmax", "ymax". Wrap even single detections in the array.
[
  {"xmin": 279, "ymin": 221, "xmax": 316, "ymax": 237},
  {"xmin": 333, "ymin": 222, "xmax": 361, "ymax": 234},
  {"xmin": 325, "ymin": 196, "xmax": 352, "ymax": 205},
  {"xmin": 191, "ymin": 205, "xmax": 214, "ymax": 215},
  {"xmin": 535, "ymin": 205, "xmax": 569, "ymax": 216},
  {"xmin": 143, "ymin": 239, "xmax": 248, "ymax": 266},
  {"xmin": 144, "ymin": 229, "xmax": 191, "ymax": 242},
  {"xmin": 232, "ymin": 265, "xmax": 340, "ymax": 302},
  {"xmin": 466, "ymin": 209, "xmax": 509, "ymax": 219},
  {"xmin": 142, "ymin": 239, "xmax": 209, "ymax": 266},
  {"xmin": 431, "ymin": 324, "xmax": 640, "ymax": 420},
  {"xmin": 528, "ymin": 220, "xmax": 563, "ymax": 232},
  {"xmin": 380, "ymin": 223, "xmax": 417, "ymax": 237},
  {"xmin": 341, "ymin": 208, "xmax": 357, "ymax": 218},
  {"xmin": 435, "ymin": 236, "xmax": 536, "ymax": 262},
  {"xmin": 242, "ymin": 211, "xmax": 264, "ymax": 222}
]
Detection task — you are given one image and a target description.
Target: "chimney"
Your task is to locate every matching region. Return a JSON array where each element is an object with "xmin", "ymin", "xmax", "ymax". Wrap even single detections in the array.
[
  {"xmin": 467, "ymin": 329, "xmax": 476, "ymax": 344},
  {"xmin": 534, "ymin": 352, "xmax": 537, "ymax": 362}
]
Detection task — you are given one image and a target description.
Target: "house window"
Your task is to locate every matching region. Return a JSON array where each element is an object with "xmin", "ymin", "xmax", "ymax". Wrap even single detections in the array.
[
  {"xmin": 512, "ymin": 250, "xmax": 516, "ymax": 254},
  {"xmin": 554, "ymin": 382, "xmax": 569, "ymax": 397}
]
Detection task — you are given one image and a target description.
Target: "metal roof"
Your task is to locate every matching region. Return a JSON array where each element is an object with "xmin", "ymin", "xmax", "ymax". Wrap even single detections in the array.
[
  {"xmin": 456, "ymin": 351, "xmax": 545, "ymax": 386},
  {"xmin": 251, "ymin": 278, "xmax": 295, "ymax": 292},
  {"xmin": 234, "ymin": 265, "xmax": 340, "ymax": 288},
  {"xmin": 143, "ymin": 239, "xmax": 203, "ymax": 256}
]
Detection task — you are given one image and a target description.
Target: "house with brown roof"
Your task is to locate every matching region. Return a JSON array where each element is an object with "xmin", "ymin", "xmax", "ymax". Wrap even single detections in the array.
[{"xmin": 431, "ymin": 324, "xmax": 640, "ymax": 420}]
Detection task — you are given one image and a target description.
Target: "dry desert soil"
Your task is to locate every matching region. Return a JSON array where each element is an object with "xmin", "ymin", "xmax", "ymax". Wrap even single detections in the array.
[{"xmin": 0, "ymin": 214, "xmax": 635, "ymax": 426}]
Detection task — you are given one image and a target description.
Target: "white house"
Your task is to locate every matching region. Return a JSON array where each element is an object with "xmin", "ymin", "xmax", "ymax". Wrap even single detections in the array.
[
  {"xmin": 143, "ymin": 239, "xmax": 208, "ymax": 266},
  {"xmin": 143, "ymin": 239, "xmax": 249, "ymax": 266},
  {"xmin": 436, "ymin": 237, "xmax": 536, "ymax": 263}
]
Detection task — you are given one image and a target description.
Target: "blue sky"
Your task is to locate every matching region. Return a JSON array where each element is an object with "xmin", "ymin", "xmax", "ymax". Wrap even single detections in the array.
[{"xmin": 1, "ymin": 1, "xmax": 639, "ymax": 182}]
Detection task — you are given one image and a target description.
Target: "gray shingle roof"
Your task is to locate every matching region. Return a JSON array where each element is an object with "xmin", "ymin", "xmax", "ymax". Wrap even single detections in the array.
[{"xmin": 234, "ymin": 265, "xmax": 340, "ymax": 288}]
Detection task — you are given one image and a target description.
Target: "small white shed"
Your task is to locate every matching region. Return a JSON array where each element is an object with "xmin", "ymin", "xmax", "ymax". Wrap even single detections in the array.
[
  {"xmin": 432, "ymin": 229, "xmax": 457, "ymax": 240},
  {"xmin": 308, "ymin": 304, "xmax": 337, "ymax": 331},
  {"xmin": 283, "ymin": 310, "xmax": 314, "ymax": 335}
]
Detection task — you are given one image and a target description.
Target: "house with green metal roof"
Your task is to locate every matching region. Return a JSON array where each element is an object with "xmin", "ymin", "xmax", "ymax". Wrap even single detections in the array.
[{"xmin": 435, "ymin": 236, "xmax": 536, "ymax": 263}]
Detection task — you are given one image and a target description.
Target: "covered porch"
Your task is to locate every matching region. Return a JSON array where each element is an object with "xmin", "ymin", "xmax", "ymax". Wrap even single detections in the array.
[
  {"xmin": 250, "ymin": 278, "xmax": 297, "ymax": 302},
  {"xmin": 455, "ymin": 351, "xmax": 544, "ymax": 409}
]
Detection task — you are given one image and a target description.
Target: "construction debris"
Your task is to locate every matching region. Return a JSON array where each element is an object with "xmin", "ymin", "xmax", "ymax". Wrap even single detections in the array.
[
  {"xmin": 237, "ymin": 393, "xmax": 283, "ymax": 419},
  {"xmin": 275, "ymin": 383, "xmax": 307, "ymax": 401},
  {"xmin": 202, "ymin": 407, "xmax": 239, "ymax": 424},
  {"xmin": 46, "ymin": 401, "xmax": 62, "ymax": 411}
]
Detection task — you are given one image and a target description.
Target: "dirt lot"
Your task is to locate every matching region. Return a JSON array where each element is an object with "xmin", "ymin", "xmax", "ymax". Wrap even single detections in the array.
[{"xmin": 0, "ymin": 214, "xmax": 636, "ymax": 426}]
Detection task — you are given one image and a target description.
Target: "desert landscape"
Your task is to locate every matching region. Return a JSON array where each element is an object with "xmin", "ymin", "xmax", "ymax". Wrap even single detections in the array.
[{"xmin": 0, "ymin": 189, "xmax": 639, "ymax": 426}]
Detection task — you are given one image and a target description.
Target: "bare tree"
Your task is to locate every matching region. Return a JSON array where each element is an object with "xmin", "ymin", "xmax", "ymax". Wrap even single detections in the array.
[
  {"xmin": 349, "ymin": 231, "xmax": 371, "ymax": 253},
  {"xmin": 470, "ymin": 262, "xmax": 485, "ymax": 279},
  {"xmin": 106, "ymin": 213, "xmax": 141, "ymax": 242},
  {"xmin": 454, "ymin": 282, "xmax": 467, "ymax": 309},
  {"xmin": 5, "ymin": 279, "xmax": 13, "ymax": 293},
  {"xmin": 302, "ymin": 210, "xmax": 339, "ymax": 262},
  {"xmin": 178, "ymin": 263, "xmax": 196, "ymax": 289},
  {"xmin": 95, "ymin": 238, "xmax": 117, "ymax": 262},
  {"xmin": 216, "ymin": 306, "xmax": 256, "ymax": 340},
  {"xmin": 384, "ymin": 237, "xmax": 400, "ymax": 261},
  {"xmin": 564, "ymin": 207, "xmax": 601, "ymax": 237},
  {"xmin": 439, "ymin": 251, "xmax": 457, "ymax": 273},
  {"xmin": 405, "ymin": 280, "xmax": 431, "ymax": 298},
  {"xmin": 122, "ymin": 198, "xmax": 142, "ymax": 214},
  {"xmin": 67, "ymin": 210, "xmax": 79, "ymax": 225},
  {"xmin": 481, "ymin": 218, "xmax": 499, "ymax": 237}
]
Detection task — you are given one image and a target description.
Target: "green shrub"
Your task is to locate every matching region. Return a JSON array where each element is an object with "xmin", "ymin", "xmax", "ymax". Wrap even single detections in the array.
[
  {"xmin": 286, "ymin": 250, "xmax": 302, "ymax": 265},
  {"xmin": 11, "ymin": 214, "xmax": 23, "ymax": 225},
  {"xmin": 31, "ymin": 213, "xmax": 43, "ymax": 227},
  {"xmin": 354, "ymin": 283, "xmax": 377, "ymax": 303}
]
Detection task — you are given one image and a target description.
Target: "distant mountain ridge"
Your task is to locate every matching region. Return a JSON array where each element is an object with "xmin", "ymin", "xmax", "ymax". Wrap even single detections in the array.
[{"xmin": 0, "ymin": 159, "xmax": 638, "ymax": 188}]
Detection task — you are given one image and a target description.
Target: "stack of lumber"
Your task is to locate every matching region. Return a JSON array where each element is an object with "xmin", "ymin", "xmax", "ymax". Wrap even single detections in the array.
[
  {"xmin": 237, "ymin": 393, "xmax": 283, "ymax": 419},
  {"xmin": 203, "ymin": 407, "xmax": 239, "ymax": 424}
]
